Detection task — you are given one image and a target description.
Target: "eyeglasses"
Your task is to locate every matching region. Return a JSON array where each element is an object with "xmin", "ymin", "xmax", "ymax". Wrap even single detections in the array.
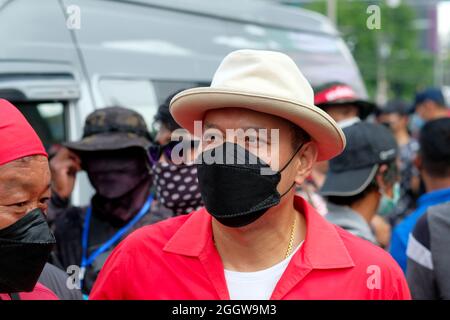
[{"xmin": 148, "ymin": 140, "xmax": 200, "ymax": 165}]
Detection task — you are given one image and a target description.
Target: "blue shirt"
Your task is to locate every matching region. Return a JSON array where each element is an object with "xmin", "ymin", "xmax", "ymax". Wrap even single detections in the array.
[{"xmin": 390, "ymin": 187, "xmax": 450, "ymax": 272}]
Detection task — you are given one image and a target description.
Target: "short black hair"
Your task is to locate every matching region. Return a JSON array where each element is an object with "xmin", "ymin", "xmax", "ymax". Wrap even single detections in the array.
[
  {"xmin": 289, "ymin": 122, "xmax": 311, "ymax": 150},
  {"xmin": 327, "ymin": 160, "xmax": 398, "ymax": 207},
  {"xmin": 153, "ymin": 90, "xmax": 184, "ymax": 132},
  {"xmin": 419, "ymin": 118, "xmax": 450, "ymax": 178}
]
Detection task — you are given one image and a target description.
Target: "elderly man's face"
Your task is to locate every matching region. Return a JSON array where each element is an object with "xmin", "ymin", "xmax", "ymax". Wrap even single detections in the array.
[
  {"xmin": 323, "ymin": 104, "xmax": 359, "ymax": 122},
  {"xmin": 202, "ymin": 108, "xmax": 317, "ymax": 197},
  {"xmin": 0, "ymin": 155, "xmax": 51, "ymax": 229}
]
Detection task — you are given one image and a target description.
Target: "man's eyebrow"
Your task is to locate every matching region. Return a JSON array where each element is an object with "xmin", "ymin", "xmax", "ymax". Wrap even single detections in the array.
[
  {"xmin": 204, "ymin": 123, "xmax": 219, "ymax": 130},
  {"xmin": 240, "ymin": 126, "xmax": 267, "ymax": 132},
  {"xmin": 203, "ymin": 123, "xmax": 225, "ymax": 134}
]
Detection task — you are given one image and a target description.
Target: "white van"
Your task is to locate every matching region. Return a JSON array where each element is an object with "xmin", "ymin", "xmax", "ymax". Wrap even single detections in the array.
[{"xmin": 0, "ymin": 0, "xmax": 367, "ymax": 205}]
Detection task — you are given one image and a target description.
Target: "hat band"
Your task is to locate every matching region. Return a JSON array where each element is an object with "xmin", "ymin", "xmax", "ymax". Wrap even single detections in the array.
[{"xmin": 83, "ymin": 124, "xmax": 151, "ymax": 140}]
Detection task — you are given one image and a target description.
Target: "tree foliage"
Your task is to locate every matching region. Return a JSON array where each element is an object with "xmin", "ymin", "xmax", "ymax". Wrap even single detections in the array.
[{"xmin": 304, "ymin": 0, "xmax": 434, "ymax": 100}]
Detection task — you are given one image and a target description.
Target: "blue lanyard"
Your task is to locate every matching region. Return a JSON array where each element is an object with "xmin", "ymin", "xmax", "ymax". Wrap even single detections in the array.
[{"xmin": 80, "ymin": 195, "xmax": 153, "ymax": 280}]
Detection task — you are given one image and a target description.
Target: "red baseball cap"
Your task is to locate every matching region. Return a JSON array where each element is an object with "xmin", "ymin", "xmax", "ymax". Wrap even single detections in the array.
[
  {"xmin": 0, "ymin": 99, "xmax": 47, "ymax": 166},
  {"xmin": 314, "ymin": 82, "xmax": 376, "ymax": 120}
]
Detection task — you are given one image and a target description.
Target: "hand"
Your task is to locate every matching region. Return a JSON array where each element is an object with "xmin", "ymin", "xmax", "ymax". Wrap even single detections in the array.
[{"xmin": 50, "ymin": 147, "xmax": 82, "ymax": 199}]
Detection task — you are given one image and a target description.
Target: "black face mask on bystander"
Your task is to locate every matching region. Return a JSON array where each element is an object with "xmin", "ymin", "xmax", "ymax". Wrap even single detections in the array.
[
  {"xmin": 196, "ymin": 142, "xmax": 302, "ymax": 228},
  {"xmin": 0, "ymin": 209, "xmax": 56, "ymax": 293}
]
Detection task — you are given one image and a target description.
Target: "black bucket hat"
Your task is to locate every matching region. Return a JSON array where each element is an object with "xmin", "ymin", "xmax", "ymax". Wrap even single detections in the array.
[
  {"xmin": 64, "ymin": 107, "xmax": 152, "ymax": 152},
  {"xmin": 320, "ymin": 122, "xmax": 398, "ymax": 197}
]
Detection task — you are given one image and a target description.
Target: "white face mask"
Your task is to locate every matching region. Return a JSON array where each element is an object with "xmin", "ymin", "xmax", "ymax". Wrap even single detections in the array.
[{"xmin": 378, "ymin": 182, "xmax": 401, "ymax": 216}]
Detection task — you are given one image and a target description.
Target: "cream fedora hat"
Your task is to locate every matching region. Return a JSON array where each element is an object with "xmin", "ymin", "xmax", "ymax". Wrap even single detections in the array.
[{"xmin": 170, "ymin": 49, "xmax": 346, "ymax": 161}]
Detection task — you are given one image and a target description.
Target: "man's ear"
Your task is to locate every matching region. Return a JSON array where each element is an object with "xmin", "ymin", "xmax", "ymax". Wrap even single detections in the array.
[
  {"xmin": 294, "ymin": 141, "xmax": 318, "ymax": 185},
  {"xmin": 376, "ymin": 164, "xmax": 387, "ymax": 188},
  {"xmin": 414, "ymin": 154, "xmax": 422, "ymax": 171},
  {"xmin": 376, "ymin": 164, "xmax": 393, "ymax": 197}
]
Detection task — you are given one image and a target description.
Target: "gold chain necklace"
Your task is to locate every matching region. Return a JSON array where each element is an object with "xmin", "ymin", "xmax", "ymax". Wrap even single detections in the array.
[{"xmin": 285, "ymin": 214, "xmax": 297, "ymax": 259}]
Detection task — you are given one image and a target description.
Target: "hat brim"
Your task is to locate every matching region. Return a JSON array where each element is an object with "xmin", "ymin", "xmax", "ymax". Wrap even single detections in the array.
[
  {"xmin": 63, "ymin": 132, "xmax": 151, "ymax": 152},
  {"xmin": 318, "ymin": 100, "xmax": 376, "ymax": 120},
  {"xmin": 170, "ymin": 88, "xmax": 346, "ymax": 161},
  {"xmin": 320, "ymin": 164, "xmax": 379, "ymax": 197}
]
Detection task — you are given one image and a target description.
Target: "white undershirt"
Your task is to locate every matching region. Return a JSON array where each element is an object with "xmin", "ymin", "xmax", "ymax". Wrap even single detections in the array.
[{"xmin": 224, "ymin": 242, "xmax": 303, "ymax": 300}]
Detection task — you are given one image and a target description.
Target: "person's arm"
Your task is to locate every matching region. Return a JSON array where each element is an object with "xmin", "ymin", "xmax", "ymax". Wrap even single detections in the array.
[
  {"xmin": 47, "ymin": 147, "xmax": 81, "ymax": 224},
  {"xmin": 406, "ymin": 214, "xmax": 438, "ymax": 299}
]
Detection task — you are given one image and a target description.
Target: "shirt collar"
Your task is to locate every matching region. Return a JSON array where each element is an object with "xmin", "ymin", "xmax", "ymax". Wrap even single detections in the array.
[
  {"xmin": 337, "ymin": 116, "xmax": 361, "ymax": 129},
  {"xmin": 417, "ymin": 187, "xmax": 450, "ymax": 208},
  {"xmin": 164, "ymin": 196, "xmax": 354, "ymax": 269}
]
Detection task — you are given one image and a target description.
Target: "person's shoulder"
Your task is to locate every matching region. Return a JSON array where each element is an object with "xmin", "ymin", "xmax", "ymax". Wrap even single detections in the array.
[
  {"xmin": 119, "ymin": 211, "xmax": 195, "ymax": 252},
  {"xmin": 335, "ymin": 225, "xmax": 404, "ymax": 274},
  {"xmin": 392, "ymin": 208, "xmax": 423, "ymax": 238},
  {"xmin": 334, "ymin": 225, "xmax": 410, "ymax": 298}
]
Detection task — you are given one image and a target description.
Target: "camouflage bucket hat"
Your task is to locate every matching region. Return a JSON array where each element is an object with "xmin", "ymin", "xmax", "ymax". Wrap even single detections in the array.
[{"xmin": 64, "ymin": 107, "xmax": 153, "ymax": 152}]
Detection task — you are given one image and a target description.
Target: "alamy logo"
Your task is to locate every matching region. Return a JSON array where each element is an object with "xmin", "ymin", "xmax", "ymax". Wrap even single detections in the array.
[
  {"xmin": 366, "ymin": 265, "xmax": 381, "ymax": 289},
  {"xmin": 66, "ymin": 5, "xmax": 81, "ymax": 30},
  {"xmin": 66, "ymin": 265, "xmax": 82, "ymax": 290},
  {"xmin": 366, "ymin": 5, "xmax": 381, "ymax": 30}
]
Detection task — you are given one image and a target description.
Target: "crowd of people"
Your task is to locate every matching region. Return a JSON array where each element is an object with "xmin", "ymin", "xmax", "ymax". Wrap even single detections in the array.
[{"xmin": 1, "ymin": 49, "xmax": 449, "ymax": 300}]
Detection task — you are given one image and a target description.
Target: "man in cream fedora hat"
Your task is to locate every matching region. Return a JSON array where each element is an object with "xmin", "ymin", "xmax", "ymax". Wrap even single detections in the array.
[{"xmin": 91, "ymin": 50, "xmax": 410, "ymax": 300}]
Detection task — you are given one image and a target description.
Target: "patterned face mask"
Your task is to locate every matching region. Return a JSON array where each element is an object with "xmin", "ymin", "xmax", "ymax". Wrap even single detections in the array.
[{"xmin": 152, "ymin": 162, "xmax": 203, "ymax": 215}]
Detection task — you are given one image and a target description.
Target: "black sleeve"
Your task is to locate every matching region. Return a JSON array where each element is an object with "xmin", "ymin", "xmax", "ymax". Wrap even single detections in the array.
[{"xmin": 50, "ymin": 198, "xmax": 85, "ymax": 270}]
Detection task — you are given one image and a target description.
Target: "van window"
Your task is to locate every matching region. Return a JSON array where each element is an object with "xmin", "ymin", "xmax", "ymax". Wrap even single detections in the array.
[
  {"xmin": 99, "ymin": 79, "xmax": 158, "ymax": 128},
  {"xmin": 99, "ymin": 79, "xmax": 206, "ymax": 134},
  {"xmin": 14, "ymin": 101, "xmax": 67, "ymax": 151}
]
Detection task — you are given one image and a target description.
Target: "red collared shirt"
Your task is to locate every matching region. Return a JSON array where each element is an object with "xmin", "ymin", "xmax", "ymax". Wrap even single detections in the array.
[{"xmin": 90, "ymin": 196, "xmax": 411, "ymax": 300}]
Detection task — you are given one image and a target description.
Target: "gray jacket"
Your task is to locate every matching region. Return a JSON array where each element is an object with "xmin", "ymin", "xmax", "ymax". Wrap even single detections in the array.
[
  {"xmin": 325, "ymin": 202, "xmax": 378, "ymax": 245},
  {"xmin": 406, "ymin": 201, "xmax": 450, "ymax": 299}
]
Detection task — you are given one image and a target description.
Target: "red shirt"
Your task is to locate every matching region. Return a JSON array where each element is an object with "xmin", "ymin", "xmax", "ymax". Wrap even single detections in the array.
[
  {"xmin": 0, "ymin": 283, "xmax": 58, "ymax": 300},
  {"xmin": 90, "ymin": 196, "xmax": 411, "ymax": 300}
]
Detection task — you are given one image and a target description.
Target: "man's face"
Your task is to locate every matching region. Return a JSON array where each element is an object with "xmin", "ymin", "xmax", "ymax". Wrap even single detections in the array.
[
  {"xmin": 323, "ymin": 104, "xmax": 359, "ymax": 122},
  {"xmin": 154, "ymin": 122, "xmax": 172, "ymax": 146},
  {"xmin": 0, "ymin": 155, "xmax": 51, "ymax": 229},
  {"xmin": 378, "ymin": 113, "xmax": 406, "ymax": 133},
  {"xmin": 416, "ymin": 100, "xmax": 436, "ymax": 121},
  {"xmin": 202, "ymin": 108, "xmax": 317, "ymax": 198}
]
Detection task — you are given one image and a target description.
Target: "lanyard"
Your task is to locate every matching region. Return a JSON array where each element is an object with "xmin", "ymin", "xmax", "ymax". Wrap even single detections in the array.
[{"xmin": 80, "ymin": 195, "xmax": 153, "ymax": 281}]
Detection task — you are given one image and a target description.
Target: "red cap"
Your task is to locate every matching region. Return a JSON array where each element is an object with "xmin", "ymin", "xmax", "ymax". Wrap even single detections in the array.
[
  {"xmin": 314, "ymin": 84, "xmax": 358, "ymax": 105},
  {"xmin": 0, "ymin": 99, "xmax": 48, "ymax": 166}
]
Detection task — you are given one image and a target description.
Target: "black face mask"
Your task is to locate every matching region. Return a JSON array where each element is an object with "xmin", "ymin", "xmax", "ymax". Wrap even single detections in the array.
[
  {"xmin": 0, "ymin": 209, "xmax": 56, "ymax": 293},
  {"xmin": 196, "ymin": 142, "xmax": 302, "ymax": 228}
]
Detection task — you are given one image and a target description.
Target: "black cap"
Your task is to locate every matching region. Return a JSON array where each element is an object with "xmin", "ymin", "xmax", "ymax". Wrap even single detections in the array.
[
  {"xmin": 321, "ymin": 122, "xmax": 398, "ymax": 197},
  {"xmin": 414, "ymin": 87, "xmax": 446, "ymax": 109},
  {"xmin": 376, "ymin": 99, "xmax": 410, "ymax": 116},
  {"xmin": 64, "ymin": 107, "xmax": 152, "ymax": 152}
]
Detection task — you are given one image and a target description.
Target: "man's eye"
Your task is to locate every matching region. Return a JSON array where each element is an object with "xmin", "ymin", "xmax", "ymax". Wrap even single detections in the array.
[
  {"xmin": 203, "ymin": 135, "xmax": 217, "ymax": 145},
  {"xmin": 14, "ymin": 201, "xmax": 27, "ymax": 207},
  {"xmin": 40, "ymin": 197, "xmax": 50, "ymax": 205}
]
